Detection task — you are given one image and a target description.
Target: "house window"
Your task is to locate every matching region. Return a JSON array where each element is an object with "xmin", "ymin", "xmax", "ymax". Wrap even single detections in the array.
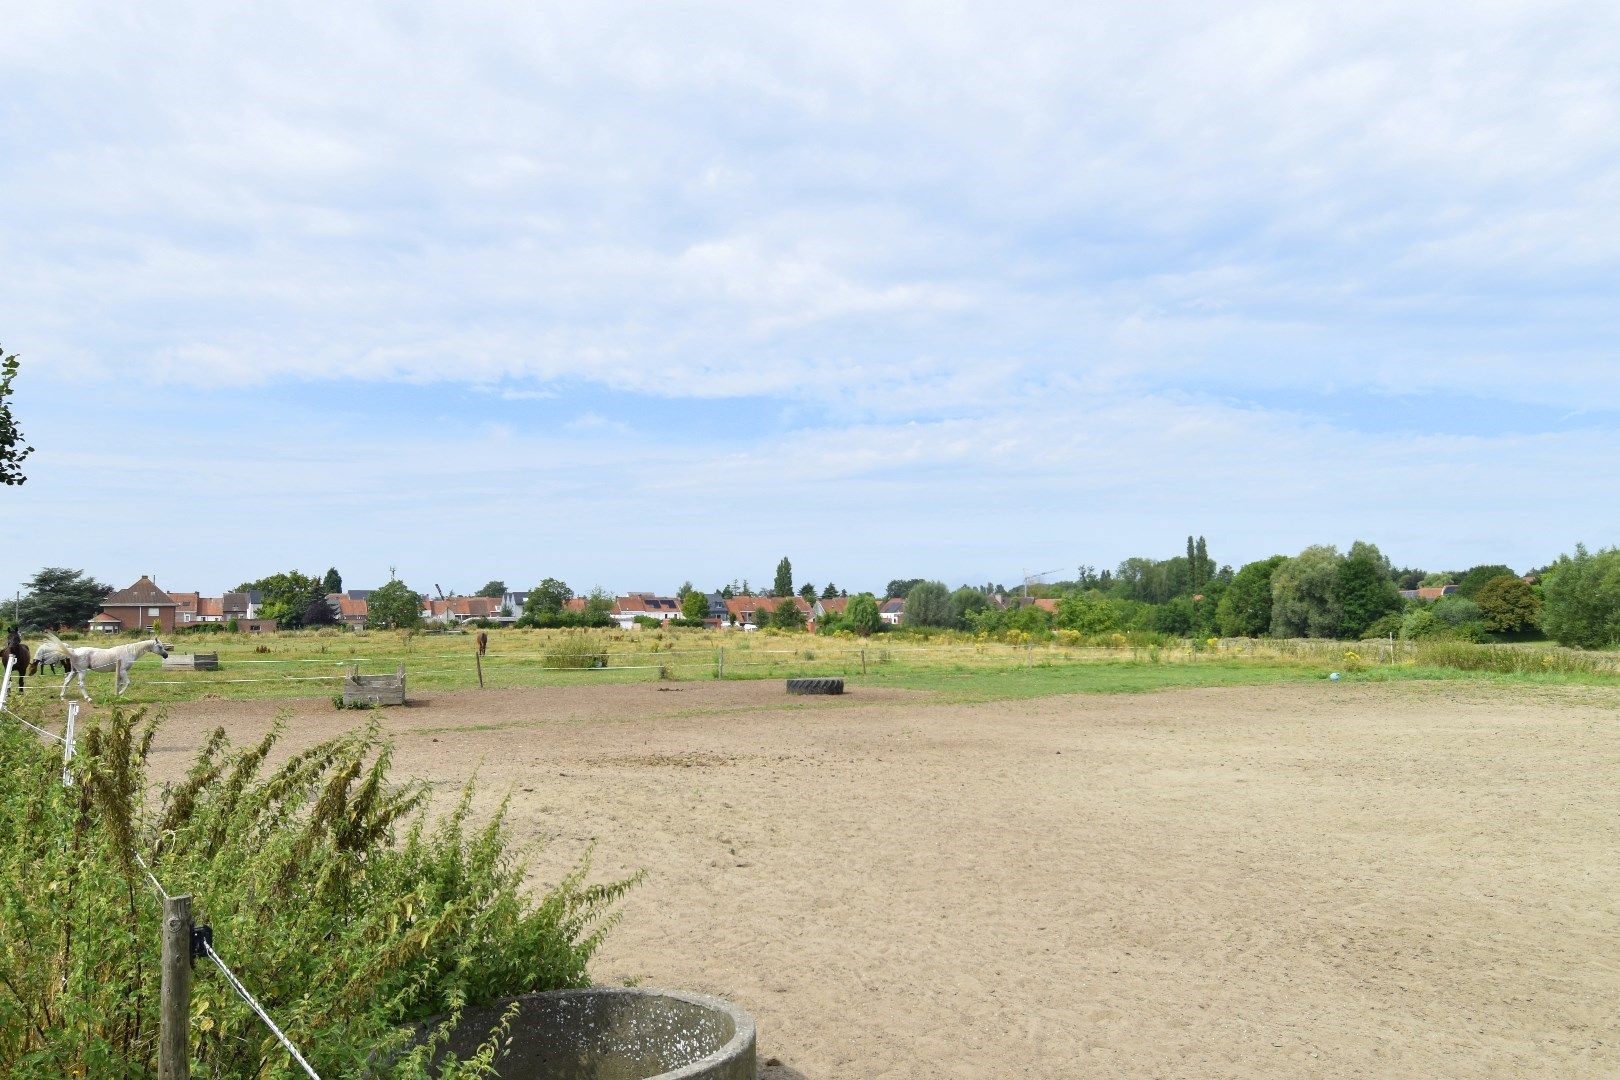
[{"xmin": 147, "ymin": 608, "xmax": 159, "ymax": 616}]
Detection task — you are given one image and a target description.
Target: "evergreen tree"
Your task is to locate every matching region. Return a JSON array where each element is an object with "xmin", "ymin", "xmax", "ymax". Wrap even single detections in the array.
[
  {"xmin": 773, "ymin": 557, "xmax": 793, "ymax": 598},
  {"xmin": 16, "ymin": 568, "xmax": 110, "ymax": 630},
  {"xmin": 322, "ymin": 567, "xmax": 343, "ymax": 595}
]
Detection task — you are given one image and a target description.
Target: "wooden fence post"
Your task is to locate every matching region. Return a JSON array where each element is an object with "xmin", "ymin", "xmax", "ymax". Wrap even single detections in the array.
[
  {"xmin": 716, "ymin": 647, "xmax": 724, "ymax": 680},
  {"xmin": 475, "ymin": 649, "xmax": 485, "ymax": 689},
  {"xmin": 160, "ymin": 894, "xmax": 193, "ymax": 1080},
  {"xmin": 860, "ymin": 647, "xmax": 867, "ymax": 675}
]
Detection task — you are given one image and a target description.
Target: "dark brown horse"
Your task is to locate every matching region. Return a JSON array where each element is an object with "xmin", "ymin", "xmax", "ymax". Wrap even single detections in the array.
[{"xmin": 1, "ymin": 627, "xmax": 28, "ymax": 694}]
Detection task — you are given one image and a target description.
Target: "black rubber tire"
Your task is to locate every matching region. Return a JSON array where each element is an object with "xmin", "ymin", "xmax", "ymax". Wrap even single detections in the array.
[{"xmin": 786, "ymin": 677, "xmax": 844, "ymax": 695}]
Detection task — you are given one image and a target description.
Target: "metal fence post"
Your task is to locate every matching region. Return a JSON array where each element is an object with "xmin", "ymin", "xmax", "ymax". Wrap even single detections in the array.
[{"xmin": 160, "ymin": 894, "xmax": 193, "ymax": 1080}]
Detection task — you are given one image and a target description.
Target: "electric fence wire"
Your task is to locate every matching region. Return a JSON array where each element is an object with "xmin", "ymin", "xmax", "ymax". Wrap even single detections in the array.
[
  {"xmin": 203, "ymin": 940, "xmax": 322, "ymax": 1080},
  {"xmin": 0, "ymin": 705, "xmax": 67, "ymax": 745}
]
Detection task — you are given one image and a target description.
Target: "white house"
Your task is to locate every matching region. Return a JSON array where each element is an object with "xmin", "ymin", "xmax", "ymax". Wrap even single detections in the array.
[
  {"xmin": 879, "ymin": 598, "xmax": 906, "ymax": 625},
  {"xmin": 612, "ymin": 594, "xmax": 682, "ymax": 629}
]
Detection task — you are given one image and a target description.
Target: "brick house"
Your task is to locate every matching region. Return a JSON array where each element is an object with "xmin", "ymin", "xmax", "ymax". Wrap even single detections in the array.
[
  {"xmin": 95, "ymin": 576, "xmax": 178, "ymax": 633},
  {"xmin": 170, "ymin": 592, "xmax": 201, "ymax": 625}
]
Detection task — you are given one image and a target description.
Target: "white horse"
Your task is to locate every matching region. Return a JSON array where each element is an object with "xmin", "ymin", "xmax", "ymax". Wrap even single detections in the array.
[{"xmin": 44, "ymin": 632, "xmax": 170, "ymax": 701}]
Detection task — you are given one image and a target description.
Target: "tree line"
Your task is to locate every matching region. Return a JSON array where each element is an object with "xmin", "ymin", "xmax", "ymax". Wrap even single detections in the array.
[{"xmin": 8, "ymin": 539, "xmax": 1620, "ymax": 649}]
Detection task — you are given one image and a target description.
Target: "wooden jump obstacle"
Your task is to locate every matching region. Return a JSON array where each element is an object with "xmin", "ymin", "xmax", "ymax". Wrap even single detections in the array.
[
  {"xmin": 161, "ymin": 652, "xmax": 220, "ymax": 671},
  {"xmin": 342, "ymin": 663, "xmax": 407, "ymax": 706}
]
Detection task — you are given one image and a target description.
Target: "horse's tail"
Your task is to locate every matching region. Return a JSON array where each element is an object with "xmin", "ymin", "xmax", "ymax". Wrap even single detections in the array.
[{"xmin": 40, "ymin": 632, "xmax": 74, "ymax": 665}]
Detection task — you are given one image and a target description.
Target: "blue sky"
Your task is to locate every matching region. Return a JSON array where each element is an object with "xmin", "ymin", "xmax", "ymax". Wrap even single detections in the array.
[{"xmin": 2, "ymin": 2, "xmax": 1617, "ymax": 596}]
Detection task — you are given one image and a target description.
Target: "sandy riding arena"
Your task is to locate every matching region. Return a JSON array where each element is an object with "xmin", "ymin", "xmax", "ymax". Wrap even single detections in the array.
[{"xmin": 148, "ymin": 680, "xmax": 1620, "ymax": 1078}]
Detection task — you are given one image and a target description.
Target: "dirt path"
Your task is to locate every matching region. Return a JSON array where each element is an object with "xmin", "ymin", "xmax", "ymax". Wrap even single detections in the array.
[{"xmin": 150, "ymin": 679, "xmax": 1620, "ymax": 1078}]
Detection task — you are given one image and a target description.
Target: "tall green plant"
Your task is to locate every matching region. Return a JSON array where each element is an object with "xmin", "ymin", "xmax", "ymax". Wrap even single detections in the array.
[{"xmin": 0, "ymin": 704, "xmax": 638, "ymax": 1077}]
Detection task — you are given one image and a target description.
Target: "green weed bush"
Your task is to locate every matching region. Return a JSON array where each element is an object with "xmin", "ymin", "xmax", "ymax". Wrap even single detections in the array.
[
  {"xmin": 542, "ymin": 633, "xmax": 606, "ymax": 670},
  {"xmin": 0, "ymin": 703, "xmax": 638, "ymax": 1077}
]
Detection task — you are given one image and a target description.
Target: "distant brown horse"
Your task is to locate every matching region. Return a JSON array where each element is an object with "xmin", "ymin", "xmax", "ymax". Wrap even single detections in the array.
[
  {"xmin": 1, "ymin": 627, "xmax": 28, "ymax": 695},
  {"xmin": 476, "ymin": 631, "xmax": 488, "ymax": 656}
]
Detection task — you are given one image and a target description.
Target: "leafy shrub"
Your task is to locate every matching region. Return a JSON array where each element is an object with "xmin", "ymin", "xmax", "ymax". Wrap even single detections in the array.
[
  {"xmin": 543, "ymin": 633, "xmax": 607, "ymax": 669},
  {"xmin": 1362, "ymin": 613, "xmax": 1404, "ymax": 639},
  {"xmin": 0, "ymin": 705, "xmax": 638, "ymax": 1077},
  {"xmin": 1540, "ymin": 545, "xmax": 1620, "ymax": 648}
]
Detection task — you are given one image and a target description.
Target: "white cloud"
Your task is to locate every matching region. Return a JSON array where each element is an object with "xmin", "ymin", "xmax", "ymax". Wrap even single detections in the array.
[{"xmin": 1, "ymin": 2, "xmax": 1617, "ymax": 581}]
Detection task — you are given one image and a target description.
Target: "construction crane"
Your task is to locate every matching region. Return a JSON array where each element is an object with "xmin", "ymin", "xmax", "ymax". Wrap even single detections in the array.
[{"xmin": 1021, "ymin": 567, "xmax": 1065, "ymax": 600}]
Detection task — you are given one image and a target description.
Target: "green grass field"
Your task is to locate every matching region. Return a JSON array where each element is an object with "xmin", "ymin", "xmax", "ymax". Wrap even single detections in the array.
[{"xmin": 10, "ymin": 627, "xmax": 1618, "ymax": 709}]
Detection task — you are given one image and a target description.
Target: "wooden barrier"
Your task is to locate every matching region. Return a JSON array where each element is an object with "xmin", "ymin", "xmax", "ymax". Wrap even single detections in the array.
[{"xmin": 342, "ymin": 663, "xmax": 406, "ymax": 706}]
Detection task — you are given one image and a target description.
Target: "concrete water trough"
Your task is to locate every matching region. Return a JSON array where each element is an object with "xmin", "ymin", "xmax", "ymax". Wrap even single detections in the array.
[{"xmin": 424, "ymin": 987, "xmax": 755, "ymax": 1079}]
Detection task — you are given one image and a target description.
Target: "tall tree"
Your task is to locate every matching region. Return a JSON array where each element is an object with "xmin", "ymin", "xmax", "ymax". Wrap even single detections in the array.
[
  {"xmin": 1194, "ymin": 536, "xmax": 1210, "ymax": 588},
  {"xmin": 951, "ymin": 587, "xmax": 989, "ymax": 622},
  {"xmin": 846, "ymin": 593, "xmax": 881, "ymax": 636},
  {"xmin": 681, "ymin": 590, "xmax": 709, "ymax": 623},
  {"xmin": 365, "ymin": 579, "xmax": 422, "ymax": 630},
  {"xmin": 773, "ymin": 557, "xmax": 793, "ymax": 598},
  {"xmin": 904, "ymin": 581, "xmax": 956, "ymax": 628},
  {"xmin": 798, "ymin": 582, "xmax": 817, "ymax": 602},
  {"xmin": 1269, "ymin": 546, "xmax": 1345, "ymax": 638},
  {"xmin": 302, "ymin": 596, "xmax": 339, "ymax": 626},
  {"xmin": 521, "ymin": 578, "xmax": 573, "ymax": 625},
  {"xmin": 581, "ymin": 587, "xmax": 615, "ymax": 627},
  {"xmin": 1335, "ymin": 541, "xmax": 1402, "ymax": 638},
  {"xmin": 1215, "ymin": 556, "xmax": 1287, "ymax": 637},
  {"xmin": 17, "ymin": 568, "xmax": 110, "ymax": 630},
  {"xmin": 238, "ymin": 571, "xmax": 326, "ymax": 630},
  {"xmin": 0, "ymin": 346, "xmax": 32, "ymax": 486},
  {"xmin": 323, "ymin": 567, "xmax": 343, "ymax": 595},
  {"xmin": 885, "ymin": 578, "xmax": 925, "ymax": 600},
  {"xmin": 1475, "ymin": 575, "xmax": 1541, "ymax": 633},
  {"xmin": 821, "ymin": 582, "xmax": 839, "ymax": 599},
  {"xmin": 1540, "ymin": 545, "xmax": 1620, "ymax": 648},
  {"xmin": 476, "ymin": 580, "xmax": 506, "ymax": 598},
  {"xmin": 1454, "ymin": 564, "xmax": 1517, "ymax": 599}
]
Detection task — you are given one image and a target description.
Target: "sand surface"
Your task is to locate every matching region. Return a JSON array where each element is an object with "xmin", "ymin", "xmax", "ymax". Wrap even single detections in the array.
[{"xmin": 146, "ymin": 679, "xmax": 1620, "ymax": 1078}]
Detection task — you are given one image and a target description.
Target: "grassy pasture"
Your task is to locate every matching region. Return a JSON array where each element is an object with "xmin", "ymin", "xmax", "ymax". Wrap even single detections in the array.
[{"xmin": 18, "ymin": 627, "xmax": 1620, "ymax": 707}]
